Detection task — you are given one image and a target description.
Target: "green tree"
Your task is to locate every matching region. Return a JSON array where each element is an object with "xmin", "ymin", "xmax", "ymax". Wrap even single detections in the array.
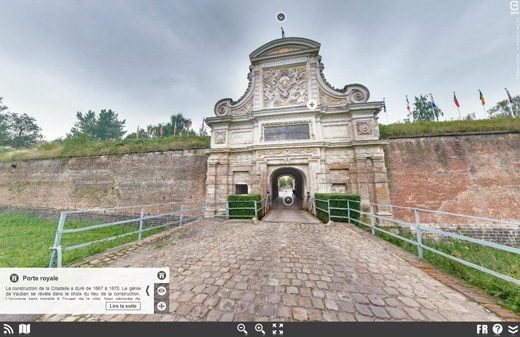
[
  {"xmin": 488, "ymin": 95, "xmax": 520, "ymax": 118},
  {"xmin": 0, "ymin": 98, "xmax": 11, "ymax": 145},
  {"xmin": 125, "ymin": 128, "xmax": 148, "ymax": 140},
  {"xmin": 144, "ymin": 113, "xmax": 195, "ymax": 137},
  {"xmin": 407, "ymin": 95, "xmax": 444, "ymax": 122},
  {"xmin": 7, "ymin": 113, "xmax": 43, "ymax": 148},
  {"xmin": 70, "ymin": 109, "xmax": 126, "ymax": 141},
  {"xmin": 278, "ymin": 176, "xmax": 294, "ymax": 189}
]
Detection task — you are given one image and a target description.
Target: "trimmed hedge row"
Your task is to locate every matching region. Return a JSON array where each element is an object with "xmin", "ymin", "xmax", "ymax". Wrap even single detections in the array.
[
  {"xmin": 228, "ymin": 194, "xmax": 262, "ymax": 219},
  {"xmin": 314, "ymin": 193, "xmax": 361, "ymax": 223}
]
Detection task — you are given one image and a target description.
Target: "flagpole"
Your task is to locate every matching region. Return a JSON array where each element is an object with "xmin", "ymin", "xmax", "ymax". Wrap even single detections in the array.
[
  {"xmin": 453, "ymin": 92, "xmax": 461, "ymax": 119},
  {"xmin": 383, "ymin": 97, "xmax": 389, "ymax": 123},
  {"xmin": 505, "ymin": 88, "xmax": 513, "ymax": 115},
  {"xmin": 479, "ymin": 89, "xmax": 486, "ymax": 117}
]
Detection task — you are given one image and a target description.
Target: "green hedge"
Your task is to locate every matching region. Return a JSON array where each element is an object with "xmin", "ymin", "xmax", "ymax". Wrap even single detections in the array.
[
  {"xmin": 314, "ymin": 193, "xmax": 361, "ymax": 223},
  {"xmin": 228, "ymin": 194, "xmax": 262, "ymax": 219}
]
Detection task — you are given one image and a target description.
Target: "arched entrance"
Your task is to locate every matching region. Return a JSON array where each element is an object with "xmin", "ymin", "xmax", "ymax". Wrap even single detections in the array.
[{"xmin": 270, "ymin": 167, "xmax": 305, "ymax": 209}]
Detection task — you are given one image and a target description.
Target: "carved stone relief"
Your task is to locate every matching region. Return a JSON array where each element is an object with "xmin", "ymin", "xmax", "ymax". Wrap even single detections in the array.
[
  {"xmin": 355, "ymin": 120, "xmax": 373, "ymax": 135},
  {"xmin": 214, "ymin": 131, "xmax": 227, "ymax": 144},
  {"xmin": 319, "ymin": 89, "xmax": 345, "ymax": 106},
  {"xmin": 232, "ymin": 98, "xmax": 253, "ymax": 115},
  {"xmin": 263, "ymin": 65, "xmax": 308, "ymax": 108}
]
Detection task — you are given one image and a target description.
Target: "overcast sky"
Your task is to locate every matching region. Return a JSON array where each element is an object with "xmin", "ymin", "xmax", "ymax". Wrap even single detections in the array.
[{"xmin": 0, "ymin": 0, "xmax": 517, "ymax": 140}]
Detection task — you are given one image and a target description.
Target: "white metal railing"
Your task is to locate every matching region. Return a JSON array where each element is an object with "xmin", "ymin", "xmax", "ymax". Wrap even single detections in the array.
[
  {"xmin": 49, "ymin": 196, "xmax": 272, "ymax": 268},
  {"xmin": 308, "ymin": 197, "xmax": 520, "ymax": 286}
]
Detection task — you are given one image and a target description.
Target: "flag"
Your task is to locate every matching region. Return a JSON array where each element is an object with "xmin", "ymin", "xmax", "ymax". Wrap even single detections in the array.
[
  {"xmin": 281, "ymin": 27, "xmax": 285, "ymax": 38},
  {"xmin": 136, "ymin": 126, "xmax": 140, "ymax": 139},
  {"xmin": 173, "ymin": 121, "xmax": 177, "ymax": 136},
  {"xmin": 429, "ymin": 93, "xmax": 437, "ymax": 109},
  {"xmin": 479, "ymin": 89, "xmax": 485, "ymax": 105},
  {"xmin": 406, "ymin": 95, "xmax": 411, "ymax": 112},
  {"xmin": 505, "ymin": 88, "xmax": 513, "ymax": 103},
  {"xmin": 160, "ymin": 127, "xmax": 163, "ymax": 137},
  {"xmin": 453, "ymin": 93, "xmax": 460, "ymax": 108},
  {"xmin": 187, "ymin": 120, "xmax": 191, "ymax": 131},
  {"xmin": 382, "ymin": 97, "xmax": 387, "ymax": 112}
]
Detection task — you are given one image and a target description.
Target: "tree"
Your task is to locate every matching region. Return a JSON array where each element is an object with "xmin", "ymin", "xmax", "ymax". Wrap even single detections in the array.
[
  {"xmin": 407, "ymin": 95, "xmax": 444, "ymax": 122},
  {"xmin": 70, "ymin": 109, "xmax": 126, "ymax": 141},
  {"xmin": 144, "ymin": 113, "xmax": 195, "ymax": 138},
  {"xmin": 0, "ymin": 98, "xmax": 11, "ymax": 145},
  {"xmin": 7, "ymin": 113, "xmax": 43, "ymax": 148},
  {"xmin": 488, "ymin": 95, "xmax": 520, "ymax": 118}
]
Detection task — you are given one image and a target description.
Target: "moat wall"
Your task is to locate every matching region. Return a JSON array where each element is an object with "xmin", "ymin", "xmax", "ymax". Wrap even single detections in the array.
[
  {"xmin": 0, "ymin": 133, "xmax": 518, "ymax": 244},
  {"xmin": 0, "ymin": 149, "xmax": 208, "ymax": 216},
  {"xmin": 384, "ymin": 132, "xmax": 520, "ymax": 245}
]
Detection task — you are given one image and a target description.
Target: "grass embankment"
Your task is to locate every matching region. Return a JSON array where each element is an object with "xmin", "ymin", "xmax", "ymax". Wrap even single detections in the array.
[
  {"xmin": 0, "ymin": 212, "xmax": 163, "ymax": 267},
  {"xmin": 380, "ymin": 117, "xmax": 520, "ymax": 137},
  {"xmin": 0, "ymin": 135, "xmax": 210, "ymax": 162},
  {"xmin": 351, "ymin": 218, "xmax": 520, "ymax": 315}
]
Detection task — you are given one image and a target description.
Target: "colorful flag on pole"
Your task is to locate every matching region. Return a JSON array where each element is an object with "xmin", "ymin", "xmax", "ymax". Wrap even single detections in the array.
[
  {"xmin": 453, "ymin": 93, "xmax": 460, "ymax": 108},
  {"xmin": 406, "ymin": 95, "xmax": 411, "ymax": 112},
  {"xmin": 187, "ymin": 120, "xmax": 191, "ymax": 131},
  {"xmin": 429, "ymin": 93, "xmax": 437, "ymax": 109},
  {"xmin": 479, "ymin": 89, "xmax": 485, "ymax": 105},
  {"xmin": 160, "ymin": 127, "xmax": 163, "ymax": 137},
  {"xmin": 505, "ymin": 88, "xmax": 513, "ymax": 103},
  {"xmin": 382, "ymin": 97, "xmax": 387, "ymax": 112},
  {"xmin": 173, "ymin": 121, "xmax": 177, "ymax": 136}
]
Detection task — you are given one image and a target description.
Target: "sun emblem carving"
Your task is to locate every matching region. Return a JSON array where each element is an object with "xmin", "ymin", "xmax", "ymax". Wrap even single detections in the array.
[
  {"xmin": 263, "ymin": 66, "xmax": 307, "ymax": 108},
  {"xmin": 214, "ymin": 131, "xmax": 227, "ymax": 144},
  {"xmin": 356, "ymin": 120, "xmax": 373, "ymax": 135}
]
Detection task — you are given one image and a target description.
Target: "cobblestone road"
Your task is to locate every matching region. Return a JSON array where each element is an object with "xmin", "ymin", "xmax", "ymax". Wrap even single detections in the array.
[{"xmin": 41, "ymin": 219, "xmax": 500, "ymax": 322}]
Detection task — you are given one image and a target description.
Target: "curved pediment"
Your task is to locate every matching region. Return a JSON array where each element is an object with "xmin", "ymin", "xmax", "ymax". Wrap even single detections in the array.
[
  {"xmin": 213, "ymin": 37, "xmax": 374, "ymax": 117},
  {"xmin": 249, "ymin": 37, "xmax": 320, "ymax": 62}
]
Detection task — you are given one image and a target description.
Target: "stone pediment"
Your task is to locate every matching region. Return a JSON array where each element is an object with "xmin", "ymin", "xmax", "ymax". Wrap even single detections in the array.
[
  {"xmin": 249, "ymin": 38, "xmax": 320, "ymax": 62},
  {"xmin": 212, "ymin": 37, "xmax": 374, "ymax": 117}
]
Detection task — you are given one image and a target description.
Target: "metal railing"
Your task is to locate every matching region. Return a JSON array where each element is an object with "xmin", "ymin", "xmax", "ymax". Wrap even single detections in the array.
[
  {"xmin": 49, "ymin": 200, "xmax": 206, "ymax": 268},
  {"xmin": 308, "ymin": 197, "xmax": 520, "ymax": 286},
  {"xmin": 49, "ymin": 196, "xmax": 272, "ymax": 268}
]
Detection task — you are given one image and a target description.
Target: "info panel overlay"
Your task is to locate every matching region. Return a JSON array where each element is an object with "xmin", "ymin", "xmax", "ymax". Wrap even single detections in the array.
[{"xmin": 0, "ymin": 268, "xmax": 169, "ymax": 314}]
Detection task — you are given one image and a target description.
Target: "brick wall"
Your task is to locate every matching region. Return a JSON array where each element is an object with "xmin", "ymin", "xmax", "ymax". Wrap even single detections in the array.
[
  {"xmin": 384, "ymin": 132, "xmax": 520, "ymax": 245},
  {"xmin": 0, "ymin": 149, "xmax": 208, "ymax": 212}
]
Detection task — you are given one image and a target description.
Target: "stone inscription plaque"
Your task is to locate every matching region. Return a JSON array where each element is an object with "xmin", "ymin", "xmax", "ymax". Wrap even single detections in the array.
[{"xmin": 264, "ymin": 124, "xmax": 310, "ymax": 141}]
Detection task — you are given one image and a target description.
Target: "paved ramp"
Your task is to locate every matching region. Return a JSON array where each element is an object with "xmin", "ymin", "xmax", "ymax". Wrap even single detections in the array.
[
  {"xmin": 39, "ymin": 218, "xmax": 504, "ymax": 322},
  {"xmin": 262, "ymin": 197, "xmax": 322, "ymax": 224}
]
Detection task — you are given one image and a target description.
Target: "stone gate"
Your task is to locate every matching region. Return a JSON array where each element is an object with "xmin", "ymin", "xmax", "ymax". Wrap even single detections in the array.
[{"xmin": 204, "ymin": 37, "xmax": 392, "ymax": 215}]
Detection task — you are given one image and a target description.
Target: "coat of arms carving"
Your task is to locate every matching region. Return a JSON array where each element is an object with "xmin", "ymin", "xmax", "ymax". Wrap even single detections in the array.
[
  {"xmin": 214, "ymin": 131, "xmax": 227, "ymax": 144},
  {"xmin": 263, "ymin": 65, "xmax": 307, "ymax": 108},
  {"xmin": 355, "ymin": 120, "xmax": 373, "ymax": 135}
]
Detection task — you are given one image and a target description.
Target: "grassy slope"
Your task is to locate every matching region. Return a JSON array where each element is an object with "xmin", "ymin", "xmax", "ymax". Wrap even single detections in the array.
[
  {"xmin": 0, "ymin": 135, "xmax": 210, "ymax": 162},
  {"xmin": 0, "ymin": 118, "xmax": 519, "ymax": 162},
  {"xmin": 0, "ymin": 212, "xmax": 163, "ymax": 267},
  {"xmin": 351, "ymin": 218, "xmax": 520, "ymax": 315},
  {"xmin": 380, "ymin": 117, "xmax": 520, "ymax": 137}
]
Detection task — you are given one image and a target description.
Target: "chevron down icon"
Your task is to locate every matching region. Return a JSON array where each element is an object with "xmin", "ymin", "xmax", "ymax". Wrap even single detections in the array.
[{"xmin": 508, "ymin": 325, "xmax": 518, "ymax": 335}]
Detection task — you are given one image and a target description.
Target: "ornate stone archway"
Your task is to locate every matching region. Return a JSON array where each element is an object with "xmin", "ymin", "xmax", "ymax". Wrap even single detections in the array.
[
  {"xmin": 204, "ymin": 37, "xmax": 392, "ymax": 217},
  {"xmin": 270, "ymin": 167, "xmax": 306, "ymax": 200}
]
